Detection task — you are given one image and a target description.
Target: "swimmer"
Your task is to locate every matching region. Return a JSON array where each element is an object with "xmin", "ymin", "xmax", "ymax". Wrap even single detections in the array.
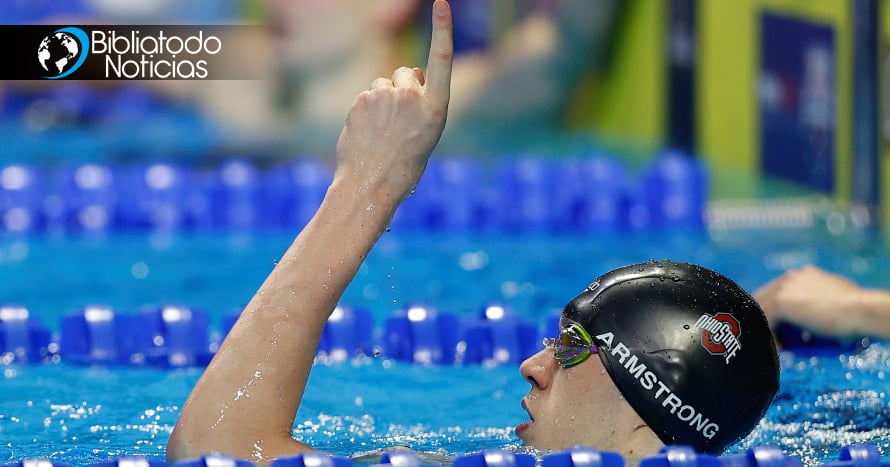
[
  {"xmin": 517, "ymin": 261, "xmax": 778, "ymax": 455},
  {"xmin": 755, "ymin": 265, "xmax": 890, "ymax": 343},
  {"xmin": 166, "ymin": 1, "xmax": 779, "ymax": 462}
]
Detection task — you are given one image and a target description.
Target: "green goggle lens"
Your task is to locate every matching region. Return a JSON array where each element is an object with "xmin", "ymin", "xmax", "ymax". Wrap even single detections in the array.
[{"xmin": 542, "ymin": 318, "xmax": 598, "ymax": 368}]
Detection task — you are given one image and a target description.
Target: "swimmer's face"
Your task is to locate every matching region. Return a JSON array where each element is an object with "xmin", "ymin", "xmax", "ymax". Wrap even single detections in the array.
[{"xmin": 517, "ymin": 346, "xmax": 641, "ymax": 452}]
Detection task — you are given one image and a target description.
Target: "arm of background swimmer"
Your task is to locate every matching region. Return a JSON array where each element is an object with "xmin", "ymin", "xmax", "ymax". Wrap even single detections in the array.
[
  {"xmin": 165, "ymin": 1, "xmax": 453, "ymax": 463},
  {"xmin": 448, "ymin": 0, "xmax": 623, "ymax": 131},
  {"xmin": 754, "ymin": 265, "xmax": 890, "ymax": 342}
]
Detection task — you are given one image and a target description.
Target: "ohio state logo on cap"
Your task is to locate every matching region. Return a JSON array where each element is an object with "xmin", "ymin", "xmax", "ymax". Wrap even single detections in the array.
[{"xmin": 692, "ymin": 312, "xmax": 742, "ymax": 364}]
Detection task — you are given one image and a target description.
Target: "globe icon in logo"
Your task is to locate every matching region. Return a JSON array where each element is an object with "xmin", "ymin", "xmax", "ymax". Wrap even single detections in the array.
[{"xmin": 37, "ymin": 31, "xmax": 81, "ymax": 76}]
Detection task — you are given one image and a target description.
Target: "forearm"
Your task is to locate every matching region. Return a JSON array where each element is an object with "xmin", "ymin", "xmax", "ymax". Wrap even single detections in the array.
[
  {"xmin": 168, "ymin": 179, "xmax": 399, "ymax": 462},
  {"xmin": 757, "ymin": 266, "xmax": 890, "ymax": 342},
  {"xmin": 850, "ymin": 289, "xmax": 890, "ymax": 340}
]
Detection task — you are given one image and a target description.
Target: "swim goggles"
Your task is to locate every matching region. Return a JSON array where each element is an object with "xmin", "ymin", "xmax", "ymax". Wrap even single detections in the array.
[{"xmin": 542, "ymin": 317, "xmax": 599, "ymax": 368}]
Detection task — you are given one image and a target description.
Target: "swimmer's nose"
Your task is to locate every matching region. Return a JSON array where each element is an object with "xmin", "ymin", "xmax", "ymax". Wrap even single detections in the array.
[{"xmin": 520, "ymin": 349, "xmax": 555, "ymax": 390}]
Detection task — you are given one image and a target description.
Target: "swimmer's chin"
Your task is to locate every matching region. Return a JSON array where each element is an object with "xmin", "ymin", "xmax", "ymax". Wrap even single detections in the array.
[
  {"xmin": 515, "ymin": 420, "xmax": 532, "ymax": 439},
  {"xmin": 514, "ymin": 423, "xmax": 558, "ymax": 457}
]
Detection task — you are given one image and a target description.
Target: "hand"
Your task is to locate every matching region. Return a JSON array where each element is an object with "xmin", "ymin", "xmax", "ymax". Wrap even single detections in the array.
[
  {"xmin": 333, "ymin": 0, "xmax": 453, "ymax": 207},
  {"xmin": 754, "ymin": 265, "xmax": 866, "ymax": 339}
]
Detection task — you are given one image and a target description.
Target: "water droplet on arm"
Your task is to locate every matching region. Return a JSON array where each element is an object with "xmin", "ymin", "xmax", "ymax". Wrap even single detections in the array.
[{"xmin": 388, "ymin": 266, "xmax": 397, "ymax": 305}]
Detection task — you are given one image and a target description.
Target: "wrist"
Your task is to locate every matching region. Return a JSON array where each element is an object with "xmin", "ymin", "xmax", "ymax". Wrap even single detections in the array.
[
  {"xmin": 323, "ymin": 176, "xmax": 401, "ymax": 229},
  {"xmin": 854, "ymin": 289, "xmax": 890, "ymax": 337},
  {"xmin": 329, "ymin": 168, "xmax": 410, "ymax": 212}
]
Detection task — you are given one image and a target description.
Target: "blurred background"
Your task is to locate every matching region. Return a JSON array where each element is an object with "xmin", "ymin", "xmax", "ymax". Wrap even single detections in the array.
[
  {"xmin": 2, "ymin": 6, "xmax": 890, "ymax": 461},
  {"xmin": 0, "ymin": 0, "xmax": 886, "ymax": 238}
]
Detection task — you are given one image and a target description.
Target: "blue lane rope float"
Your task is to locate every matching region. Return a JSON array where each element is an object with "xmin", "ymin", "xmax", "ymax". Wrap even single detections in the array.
[
  {"xmin": 381, "ymin": 304, "xmax": 462, "ymax": 365},
  {"xmin": 57, "ymin": 305, "xmax": 214, "ymax": 368},
  {"xmin": 271, "ymin": 451, "xmax": 354, "ymax": 467},
  {"xmin": 821, "ymin": 444, "xmax": 890, "ymax": 467},
  {"xmin": 454, "ymin": 449, "xmax": 536, "ymax": 467},
  {"xmin": 1, "ymin": 444, "xmax": 886, "ymax": 467},
  {"xmin": 718, "ymin": 445, "xmax": 803, "ymax": 467},
  {"xmin": 0, "ymin": 302, "xmax": 877, "ymax": 368},
  {"xmin": 376, "ymin": 450, "xmax": 432, "ymax": 467},
  {"xmin": 0, "ymin": 153, "xmax": 708, "ymax": 235},
  {"xmin": 170, "ymin": 452, "xmax": 255, "ymax": 467},
  {"xmin": 0, "ymin": 304, "xmax": 54, "ymax": 364},
  {"xmin": 316, "ymin": 306, "xmax": 376, "ymax": 363},
  {"xmin": 0, "ymin": 430, "xmax": 884, "ymax": 466},
  {"xmin": 459, "ymin": 304, "xmax": 539, "ymax": 365},
  {"xmin": 91, "ymin": 457, "xmax": 170, "ymax": 467}
]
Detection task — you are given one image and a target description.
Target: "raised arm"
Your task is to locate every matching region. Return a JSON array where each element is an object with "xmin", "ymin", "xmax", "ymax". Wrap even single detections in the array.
[
  {"xmin": 754, "ymin": 265, "xmax": 890, "ymax": 342},
  {"xmin": 166, "ymin": 1, "xmax": 453, "ymax": 463}
]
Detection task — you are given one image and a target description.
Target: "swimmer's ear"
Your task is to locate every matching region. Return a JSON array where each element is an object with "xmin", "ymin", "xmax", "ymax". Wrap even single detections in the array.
[{"xmin": 376, "ymin": 0, "xmax": 422, "ymax": 33}]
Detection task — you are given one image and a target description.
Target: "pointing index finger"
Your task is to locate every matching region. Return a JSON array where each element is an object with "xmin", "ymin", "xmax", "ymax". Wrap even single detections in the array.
[{"xmin": 424, "ymin": 0, "xmax": 453, "ymax": 109}]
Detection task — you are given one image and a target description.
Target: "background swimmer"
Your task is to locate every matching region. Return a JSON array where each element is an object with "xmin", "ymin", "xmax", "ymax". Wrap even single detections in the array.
[{"xmin": 756, "ymin": 265, "xmax": 890, "ymax": 343}]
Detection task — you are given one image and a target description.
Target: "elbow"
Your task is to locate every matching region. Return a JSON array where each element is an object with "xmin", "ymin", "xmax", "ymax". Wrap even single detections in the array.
[
  {"xmin": 166, "ymin": 418, "xmax": 213, "ymax": 464},
  {"xmin": 166, "ymin": 423, "xmax": 193, "ymax": 464},
  {"xmin": 167, "ymin": 422, "xmax": 312, "ymax": 466}
]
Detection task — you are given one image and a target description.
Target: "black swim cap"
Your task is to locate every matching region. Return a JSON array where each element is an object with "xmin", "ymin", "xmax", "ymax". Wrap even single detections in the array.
[{"xmin": 563, "ymin": 260, "xmax": 779, "ymax": 454}]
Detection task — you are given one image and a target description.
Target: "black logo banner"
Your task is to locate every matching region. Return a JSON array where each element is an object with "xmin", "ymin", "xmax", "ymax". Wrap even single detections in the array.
[{"xmin": 0, "ymin": 25, "xmax": 266, "ymax": 80}]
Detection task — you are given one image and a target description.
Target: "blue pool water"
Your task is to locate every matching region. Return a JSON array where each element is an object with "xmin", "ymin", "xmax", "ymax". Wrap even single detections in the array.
[{"xmin": 0, "ymin": 229, "xmax": 889, "ymax": 466}]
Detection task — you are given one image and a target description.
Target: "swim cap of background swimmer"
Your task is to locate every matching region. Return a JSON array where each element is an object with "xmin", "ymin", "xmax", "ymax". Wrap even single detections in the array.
[{"xmin": 563, "ymin": 260, "xmax": 779, "ymax": 454}]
